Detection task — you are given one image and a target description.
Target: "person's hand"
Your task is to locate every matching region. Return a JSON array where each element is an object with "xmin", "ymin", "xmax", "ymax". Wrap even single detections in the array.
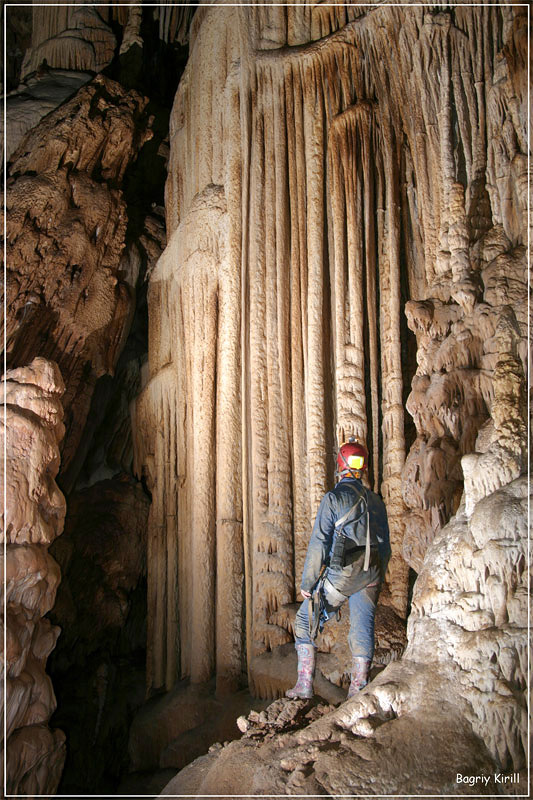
[{"xmin": 301, "ymin": 589, "xmax": 312, "ymax": 599}]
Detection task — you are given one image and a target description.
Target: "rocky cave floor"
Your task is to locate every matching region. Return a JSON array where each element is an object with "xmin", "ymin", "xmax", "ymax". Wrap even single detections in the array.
[
  {"xmin": 49, "ymin": 589, "xmax": 409, "ymax": 796},
  {"xmin": 52, "ymin": 609, "xmax": 526, "ymax": 798},
  {"xmin": 111, "ymin": 668, "xmax": 527, "ymax": 799}
]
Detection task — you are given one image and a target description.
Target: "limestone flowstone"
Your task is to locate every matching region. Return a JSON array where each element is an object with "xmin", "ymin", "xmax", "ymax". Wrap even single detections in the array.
[
  {"xmin": 1, "ymin": 358, "xmax": 67, "ymax": 795},
  {"xmin": 135, "ymin": 0, "xmax": 527, "ymax": 728}
]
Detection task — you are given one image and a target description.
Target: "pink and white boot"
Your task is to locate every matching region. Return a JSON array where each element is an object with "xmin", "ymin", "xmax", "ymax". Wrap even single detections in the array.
[
  {"xmin": 347, "ymin": 656, "xmax": 370, "ymax": 698},
  {"xmin": 286, "ymin": 643, "xmax": 315, "ymax": 699}
]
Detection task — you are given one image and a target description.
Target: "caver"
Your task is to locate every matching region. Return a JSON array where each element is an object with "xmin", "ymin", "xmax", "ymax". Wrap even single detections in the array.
[{"xmin": 287, "ymin": 439, "xmax": 391, "ymax": 700}]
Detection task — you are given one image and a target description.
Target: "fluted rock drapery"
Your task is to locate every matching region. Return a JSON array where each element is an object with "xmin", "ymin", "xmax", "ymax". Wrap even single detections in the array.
[
  {"xmin": 19, "ymin": 3, "xmax": 194, "ymax": 79},
  {"xmin": 134, "ymin": 3, "xmax": 528, "ymax": 719}
]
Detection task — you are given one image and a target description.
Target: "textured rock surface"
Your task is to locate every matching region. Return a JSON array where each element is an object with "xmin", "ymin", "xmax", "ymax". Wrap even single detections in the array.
[
  {"xmin": 5, "ymin": 74, "xmax": 153, "ymax": 491},
  {"xmin": 160, "ymin": 471, "xmax": 528, "ymax": 794},
  {"xmin": 135, "ymin": 3, "xmax": 527, "ymax": 719},
  {"xmin": 3, "ymin": 69, "xmax": 92, "ymax": 161},
  {"xmin": 1, "ymin": 358, "xmax": 67, "ymax": 795},
  {"xmin": 406, "ymin": 475, "xmax": 528, "ymax": 769},
  {"xmin": 4, "ymin": 9, "xmax": 185, "ymax": 795},
  {"xmin": 3, "ymin": 3, "xmax": 528, "ymax": 795},
  {"xmin": 161, "ymin": 672, "xmax": 501, "ymax": 797}
]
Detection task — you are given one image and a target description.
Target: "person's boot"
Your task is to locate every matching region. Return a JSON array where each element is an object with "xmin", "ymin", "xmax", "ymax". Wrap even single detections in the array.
[
  {"xmin": 286, "ymin": 643, "xmax": 315, "ymax": 699},
  {"xmin": 347, "ymin": 656, "xmax": 370, "ymax": 698}
]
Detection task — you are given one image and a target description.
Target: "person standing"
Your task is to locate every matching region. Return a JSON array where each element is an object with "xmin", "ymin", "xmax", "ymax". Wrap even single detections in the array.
[{"xmin": 286, "ymin": 439, "xmax": 391, "ymax": 700}]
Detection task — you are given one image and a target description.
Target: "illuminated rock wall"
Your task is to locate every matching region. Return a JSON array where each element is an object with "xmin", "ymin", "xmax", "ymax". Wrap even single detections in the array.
[
  {"xmin": 1, "ymin": 359, "xmax": 67, "ymax": 795},
  {"xmin": 5, "ymin": 75, "xmax": 153, "ymax": 493},
  {"xmin": 134, "ymin": 3, "xmax": 528, "ymax": 736}
]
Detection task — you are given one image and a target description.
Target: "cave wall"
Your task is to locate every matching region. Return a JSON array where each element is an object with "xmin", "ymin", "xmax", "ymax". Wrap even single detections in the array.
[
  {"xmin": 3, "ymin": 74, "xmax": 152, "ymax": 794},
  {"xmin": 134, "ymin": 2, "xmax": 528, "ymax": 708},
  {"xmin": 3, "ymin": 4, "xmax": 189, "ymax": 793},
  {"xmin": 4, "ymin": 74, "xmax": 154, "ymax": 493},
  {"xmin": 1, "ymin": 359, "xmax": 67, "ymax": 794},
  {"xmin": 47, "ymin": 476, "xmax": 150, "ymax": 792}
]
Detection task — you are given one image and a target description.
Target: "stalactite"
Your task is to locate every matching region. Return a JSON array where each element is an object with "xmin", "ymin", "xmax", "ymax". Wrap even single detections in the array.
[
  {"xmin": 303, "ymin": 58, "xmax": 328, "ymax": 512},
  {"xmin": 22, "ymin": 5, "xmax": 116, "ymax": 79},
  {"xmin": 337, "ymin": 109, "xmax": 367, "ymax": 447},
  {"xmin": 248, "ymin": 76, "xmax": 271, "ymax": 656},
  {"xmin": 378, "ymin": 117, "xmax": 410, "ymax": 615},
  {"xmin": 190, "ymin": 276, "xmax": 218, "ymax": 683},
  {"xmin": 134, "ymin": 366, "xmax": 180, "ymax": 693},
  {"xmin": 215, "ymin": 66, "xmax": 244, "ymax": 695},
  {"xmin": 286, "ymin": 61, "xmax": 310, "ymax": 588},
  {"xmin": 362, "ymin": 108, "xmax": 380, "ymax": 491}
]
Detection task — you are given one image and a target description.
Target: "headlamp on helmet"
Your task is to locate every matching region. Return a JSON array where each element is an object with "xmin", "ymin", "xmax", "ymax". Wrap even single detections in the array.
[{"xmin": 336, "ymin": 437, "xmax": 368, "ymax": 477}]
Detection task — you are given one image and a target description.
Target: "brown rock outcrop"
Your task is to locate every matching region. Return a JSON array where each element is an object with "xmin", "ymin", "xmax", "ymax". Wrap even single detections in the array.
[
  {"xmin": 1, "ymin": 358, "xmax": 67, "ymax": 795},
  {"xmin": 5, "ymin": 74, "xmax": 153, "ymax": 491}
]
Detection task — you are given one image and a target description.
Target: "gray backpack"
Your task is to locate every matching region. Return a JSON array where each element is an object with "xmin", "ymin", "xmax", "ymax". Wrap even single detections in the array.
[{"xmin": 326, "ymin": 486, "xmax": 380, "ymax": 596}]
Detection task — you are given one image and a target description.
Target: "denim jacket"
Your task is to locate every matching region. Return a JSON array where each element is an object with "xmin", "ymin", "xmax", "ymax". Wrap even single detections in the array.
[{"xmin": 300, "ymin": 477, "xmax": 391, "ymax": 594}]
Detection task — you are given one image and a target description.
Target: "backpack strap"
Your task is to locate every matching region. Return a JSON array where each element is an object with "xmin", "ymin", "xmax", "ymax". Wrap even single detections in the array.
[
  {"xmin": 363, "ymin": 502, "xmax": 371, "ymax": 571},
  {"xmin": 334, "ymin": 487, "xmax": 365, "ymax": 531}
]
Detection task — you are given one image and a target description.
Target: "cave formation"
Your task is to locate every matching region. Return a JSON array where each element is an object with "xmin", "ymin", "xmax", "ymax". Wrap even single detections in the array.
[{"xmin": 2, "ymin": 3, "xmax": 529, "ymax": 797}]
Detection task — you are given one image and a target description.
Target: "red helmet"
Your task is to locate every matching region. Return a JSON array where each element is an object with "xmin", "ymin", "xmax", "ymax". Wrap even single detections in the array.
[{"xmin": 337, "ymin": 439, "xmax": 368, "ymax": 475}]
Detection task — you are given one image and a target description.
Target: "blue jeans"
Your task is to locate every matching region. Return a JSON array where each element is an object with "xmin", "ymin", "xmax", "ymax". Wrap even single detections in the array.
[{"xmin": 294, "ymin": 575, "xmax": 380, "ymax": 660}]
